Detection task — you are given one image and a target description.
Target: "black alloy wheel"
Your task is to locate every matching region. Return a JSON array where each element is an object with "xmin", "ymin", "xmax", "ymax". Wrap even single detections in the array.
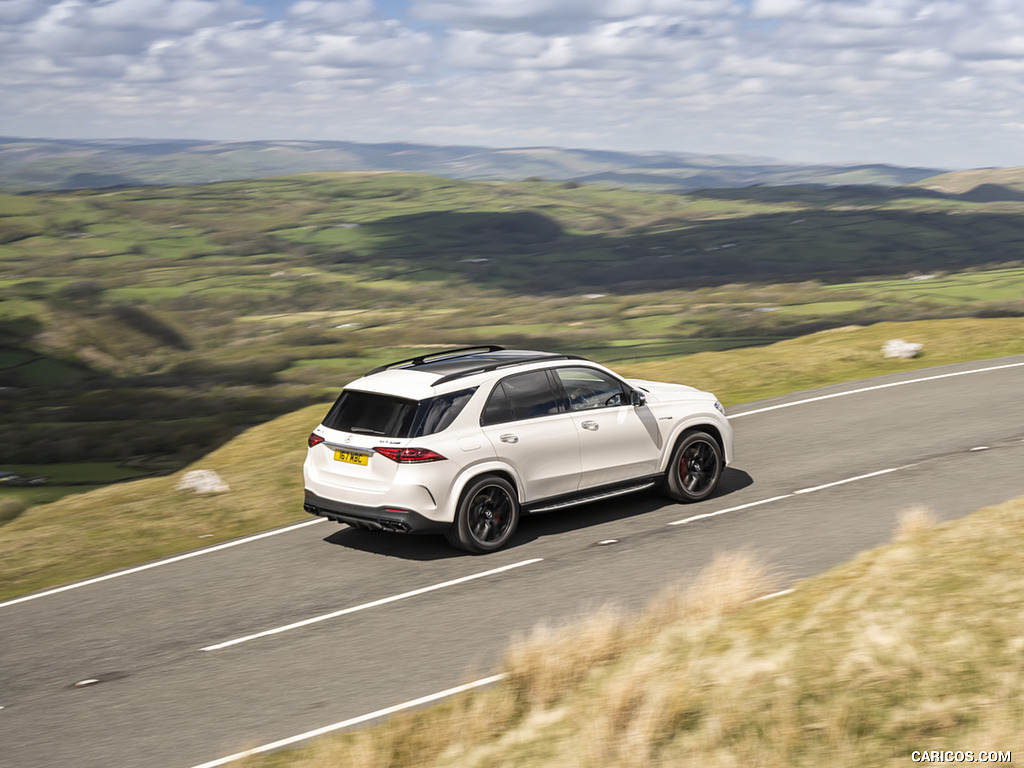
[
  {"xmin": 664, "ymin": 431, "xmax": 723, "ymax": 502},
  {"xmin": 448, "ymin": 476, "xmax": 520, "ymax": 553}
]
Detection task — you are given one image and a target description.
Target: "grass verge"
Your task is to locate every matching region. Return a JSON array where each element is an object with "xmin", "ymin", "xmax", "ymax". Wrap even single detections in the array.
[
  {"xmin": 0, "ymin": 403, "xmax": 327, "ymax": 601},
  {"xmin": 238, "ymin": 496, "xmax": 1024, "ymax": 767},
  {"xmin": 618, "ymin": 317, "xmax": 1024, "ymax": 407},
  {"xmin": 1, "ymin": 317, "xmax": 1022, "ymax": 601}
]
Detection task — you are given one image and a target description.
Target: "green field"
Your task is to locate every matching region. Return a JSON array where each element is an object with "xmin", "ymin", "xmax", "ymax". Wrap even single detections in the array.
[
  {"xmin": 4, "ymin": 166, "xmax": 1024, "ymax": 767},
  {"xmin": 4, "ymin": 171, "xmax": 1024, "ymax": 477}
]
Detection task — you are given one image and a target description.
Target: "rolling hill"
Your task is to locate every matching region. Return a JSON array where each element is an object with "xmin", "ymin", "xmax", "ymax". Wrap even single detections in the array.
[{"xmin": 0, "ymin": 137, "xmax": 944, "ymax": 192}]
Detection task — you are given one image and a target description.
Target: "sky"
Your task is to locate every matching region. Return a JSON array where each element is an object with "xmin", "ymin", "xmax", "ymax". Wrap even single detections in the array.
[{"xmin": 2, "ymin": 0, "xmax": 1023, "ymax": 169}]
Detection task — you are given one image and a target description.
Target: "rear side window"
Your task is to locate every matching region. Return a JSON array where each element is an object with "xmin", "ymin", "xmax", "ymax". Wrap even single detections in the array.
[
  {"xmin": 323, "ymin": 388, "xmax": 476, "ymax": 438},
  {"xmin": 482, "ymin": 370, "xmax": 562, "ymax": 425},
  {"xmin": 410, "ymin": 388, "xmax": 476, "ymax": 436}
]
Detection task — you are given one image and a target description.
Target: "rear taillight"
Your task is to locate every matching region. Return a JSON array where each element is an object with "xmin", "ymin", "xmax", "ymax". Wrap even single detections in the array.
[
  {"xmin": 374, "ymin": 447, "xmax": 447, "ymax": 463},
  {"xmin": 308, "ymin": 433, "xmax": 325, "ymax": 448}
]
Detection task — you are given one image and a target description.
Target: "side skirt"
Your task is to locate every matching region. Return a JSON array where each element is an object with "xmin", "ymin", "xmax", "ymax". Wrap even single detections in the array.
[{"xmin": 524, "ymin": 476, "xmax": 661, "ymax": 515}]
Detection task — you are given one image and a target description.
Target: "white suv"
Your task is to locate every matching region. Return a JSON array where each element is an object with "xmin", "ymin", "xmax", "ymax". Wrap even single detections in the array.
[{"xmin": 303, "ymin": 347, "xmax": 732, "ymax": 553}]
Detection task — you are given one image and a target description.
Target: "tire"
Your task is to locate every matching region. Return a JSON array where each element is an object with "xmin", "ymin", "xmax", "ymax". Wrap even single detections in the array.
[
  {"xmin": 663, "ymin": 431, "xmax": 723, "ymax": 503},
  {"xmin": 447, "ymin": 476, "xmax": 520, "ymax": 553}
]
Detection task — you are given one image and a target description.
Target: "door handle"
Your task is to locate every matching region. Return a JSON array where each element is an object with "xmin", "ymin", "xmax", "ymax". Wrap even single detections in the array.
[
  {"xmin": 500, "ymin": 433, "xmax": 519, "ymax": 444},
  {"xmin": 581, "ymin": 421, "xmax": 599, "ymax": 431}
]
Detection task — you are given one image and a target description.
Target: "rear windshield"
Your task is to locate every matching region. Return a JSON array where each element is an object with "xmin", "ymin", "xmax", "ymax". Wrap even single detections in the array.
[{"xmin": 322, "ymin": 387, "xmax": 476, "ymax": 438}]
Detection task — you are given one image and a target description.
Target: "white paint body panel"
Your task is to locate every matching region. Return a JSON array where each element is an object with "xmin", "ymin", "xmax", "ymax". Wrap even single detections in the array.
[{"xmin": 302, "ymin": 356, "xmax": 733, "ymax": 527}]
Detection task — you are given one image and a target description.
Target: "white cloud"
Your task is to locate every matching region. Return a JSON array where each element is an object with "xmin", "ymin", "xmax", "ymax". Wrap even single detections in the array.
[
  {"xmin": 412, "ymin": 0, "xmax": 740, "ymax": 33},
  {"xmin": 826, "ymin": 1, "xmax": 908, "ymax": 28},
  {"xmin": 286, "ymin": 0, "xmax": 373, "ymax": 25},
  {"xmin": 749, "ymin": 0, "xmax": 811, "ymax": 20},
  {"xmin": 4, "ymin": 0, "xmax": 1024, "ymax": 167},
  {"xmin": 0, "ymin": 0, "xmax": 42, "ymax": 23},
  {"xmin": 882, "ymin": 48, "xmax": 953, "ymax": 71}
]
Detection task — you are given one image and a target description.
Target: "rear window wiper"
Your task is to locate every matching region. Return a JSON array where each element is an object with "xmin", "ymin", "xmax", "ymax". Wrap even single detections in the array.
[{"xmin": 348, "ymin": 426, "xmax": 387, "ymax": 435}]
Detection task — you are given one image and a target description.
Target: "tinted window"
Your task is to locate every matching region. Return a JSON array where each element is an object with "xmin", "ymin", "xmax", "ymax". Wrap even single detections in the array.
[
  {"xmin": 501, "ymin": 370, "xmax": 562, "ymax": 421},
  {"xmin": 323, "ymin": 390, "xmax": 418, "ymax": 437},
  {"xmin": 555, "ymin": 367, "xmax": 628, "ymax": 411},
  {"xmin": 410, "ymin": 388, "xmax": 476, "ymax": 435},
  {"xmin": 324, "ymin": 388, "xmax": 477, "ymax": 437},
  {"xmin": 481, "ymin": 382, "xmax": 514, "ymax": 426}
]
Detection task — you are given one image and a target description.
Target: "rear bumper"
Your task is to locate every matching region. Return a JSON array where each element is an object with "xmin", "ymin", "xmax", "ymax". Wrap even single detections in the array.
[{"xmin": 303, "ymin": 489, "xmax": 450, "ymax": 534}]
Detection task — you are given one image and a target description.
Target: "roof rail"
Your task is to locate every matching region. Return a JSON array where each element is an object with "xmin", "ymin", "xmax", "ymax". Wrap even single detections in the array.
[
  {"xmin": 432, "ymin": 354, "xmax": 586, "ymax": 385},
  {"xmin": 364, "ymin": 346, "xmax": 506, "ymax": 376}
]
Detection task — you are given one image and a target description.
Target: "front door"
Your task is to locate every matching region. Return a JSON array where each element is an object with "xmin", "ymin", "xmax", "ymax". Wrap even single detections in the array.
[{"xmin": 553, "ymin": 366, "xmax": 662, "ymax": 489}]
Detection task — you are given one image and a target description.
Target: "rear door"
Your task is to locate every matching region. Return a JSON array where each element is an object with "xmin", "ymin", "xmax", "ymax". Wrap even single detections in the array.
[{"xmin": 480, "ymin": 369, "xmax": 582, "ymax": 501}]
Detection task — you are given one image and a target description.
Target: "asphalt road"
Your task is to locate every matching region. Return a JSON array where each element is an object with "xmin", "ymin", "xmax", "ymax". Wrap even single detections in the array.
[{"xmin": 3, "ymin": 355, "xmax": 1024, "ymax": 768}]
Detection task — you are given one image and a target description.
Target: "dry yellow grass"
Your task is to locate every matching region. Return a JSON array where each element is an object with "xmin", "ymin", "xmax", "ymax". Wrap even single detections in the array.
[
  {"xmin": 893, "ymin": 505, "xmax": 938, "ymax": 542},
  {"xmin": 240, "ymin": 496, "xmax": 1024, "ymax": 767}
]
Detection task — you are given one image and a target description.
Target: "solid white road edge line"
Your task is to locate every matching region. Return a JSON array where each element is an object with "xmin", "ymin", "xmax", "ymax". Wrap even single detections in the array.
[
  {"xmin": 0, "ymin": 519, "xmax": 327, "ymax": 611},
  {"xmin": 188, "ymin": 674, "xmax": 507, "ymax": 768},
  {"xmin": 669, "ymin": 463, "xmax": 917, "ymax": 526},
  {"xmin": 727, "ymin": 360, "xmax": 1024, "ymax": 420},
  {"xmin": 201, "ymin": 558, "xmax": 544, "ymax": 651}
]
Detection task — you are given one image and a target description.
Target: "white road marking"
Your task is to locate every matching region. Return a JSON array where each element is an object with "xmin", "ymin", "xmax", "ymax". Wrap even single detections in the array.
[
  {"xmin": 190, "ymin": 583, "xmax": 803, "ymax": 768},
  {"xmin": 793, "ymin": 465, "xmax": 915, "ymax": 495},
  {"xmin": 669, "ymin": 464, "xmax": 916, "ymax": 526},
  {"xmin": 669, "ymin": 495, "xmax": 792, "ymax": 526},
  {"xmin": 201, "ymin": 558, "xmax": 544, "ymax": 651},
  {"xmin": 0, "ymin": 519, "xmax": 326, "ymax": 611},
  {"xmin": 727, "ymin": 360, "xmax": 1024, "ymax": 420},
  {"xmin": 8, "ymin": 358, "xmax": 1021, "ymax": 611},
  {"xmin": 753, "ymin": 588, "xmax": 795, "ymax": 602},
  {"xmin": 188, "ymin": 674, "xmax": 507, "ymax": 768}
]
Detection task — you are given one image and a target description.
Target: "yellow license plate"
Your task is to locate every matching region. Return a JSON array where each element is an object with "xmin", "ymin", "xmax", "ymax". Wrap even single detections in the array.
[{"xmin": 334, "ymin": 449, "xmax": 369, "ymax": 466}]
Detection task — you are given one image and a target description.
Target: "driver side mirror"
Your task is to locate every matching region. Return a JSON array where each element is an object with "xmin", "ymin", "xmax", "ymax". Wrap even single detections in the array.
[{"xmin": 631, "ymin": 389, "xmax": 647, "ymax": 407}]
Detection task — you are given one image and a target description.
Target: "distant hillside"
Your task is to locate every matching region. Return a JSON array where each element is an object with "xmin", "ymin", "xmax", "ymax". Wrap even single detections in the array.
[
  {"xmin": 0, "ymin": 137, "xmax": 944, "ymax": 192},
  {"xmin": 913, "ymin": 166, "xmax": 1024, "ymax": 198}
]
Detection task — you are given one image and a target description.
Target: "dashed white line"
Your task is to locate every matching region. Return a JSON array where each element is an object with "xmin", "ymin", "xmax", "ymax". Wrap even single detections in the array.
[
  {"xmin": 201, "ymin": 558, "xmax": 544, "ymax": 651},
  {"xmin": 793, "ymin": 465, "xmax": 916, "ymax": 495},
  {"xmin": 6, "ymin": 358, "xmax": 1018, "ymax": 611},
  {"xmin": 669, "ymin": 495, "xmax": 792, "ymax": 526},
  {"xmin": 727, "ymin": 360, "xmax": 1024, "ymax": 420},
  {"xmin": 669, "ymin": 464, "xmax": 916, "ymax": 526},
  {"xmin": 753, "ymin": 588, "xmax": 795, "ymax": 602},
  {"xmin": 0, "ymin": 519, "xmax": 327, "ymax": 611},
  {"xmin": 188, "ymin": 674, "xmax": 507, "ymax": 768}
]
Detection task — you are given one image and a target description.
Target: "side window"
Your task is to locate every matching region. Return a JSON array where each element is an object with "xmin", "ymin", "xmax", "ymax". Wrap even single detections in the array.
[
  {"xmin": 486, "ymin": 370, "xmax": 562, "ymax": 423},
  {"xmin": 554, "ymin": 367, "xmax": 628, "ymax": 411},
  {"xmin": 411, "ymin": 387, "xmax": 477, "ymax": 436},
  {"xmin": 481, "ymin": 382, "xmax": 513, "ymax": 426}
]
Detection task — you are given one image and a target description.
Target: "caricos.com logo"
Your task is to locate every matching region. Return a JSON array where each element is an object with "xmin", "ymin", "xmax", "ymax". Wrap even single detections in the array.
[{"xmin": 911, "ymin": 751, "xmax": 1011, "ymax": 764}]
